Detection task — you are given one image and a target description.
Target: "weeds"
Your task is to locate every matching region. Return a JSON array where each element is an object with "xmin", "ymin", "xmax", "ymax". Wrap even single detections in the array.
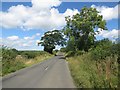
[{"xmin": 67, "ymin": 53, "xmax": 118, "ymax": 88}]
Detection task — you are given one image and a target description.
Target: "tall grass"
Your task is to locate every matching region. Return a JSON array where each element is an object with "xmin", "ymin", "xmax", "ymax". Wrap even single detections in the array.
[{"xmin": 67, "ymin": 52, "xmax": 118, "ymax": 88}]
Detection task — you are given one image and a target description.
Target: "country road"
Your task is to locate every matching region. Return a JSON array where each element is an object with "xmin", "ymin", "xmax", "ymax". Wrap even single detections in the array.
[{"xmin": 2, "ymin": 54, "xmax": 75, "ymax": 88}]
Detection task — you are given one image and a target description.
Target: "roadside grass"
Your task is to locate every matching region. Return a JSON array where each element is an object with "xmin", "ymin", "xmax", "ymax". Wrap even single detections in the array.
[
  {"xmin": 67, "ymin": 52, "xmax": 118, "ymax": 88},
  {"xmin": 2, "ymin": 52, "xmax": 53, "ymax": 76},
  {"xmin": 2, "ymin": 59, "xmax": 26, "ymax": 76}
]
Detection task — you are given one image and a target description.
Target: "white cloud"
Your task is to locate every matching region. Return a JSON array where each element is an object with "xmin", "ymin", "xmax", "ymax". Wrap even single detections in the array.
[
  {"xmin": 91, "ymin": 4, "xmax": 119, "ymax": 20},
  {"xmin": 0, "ymin": 0, "xmax": 79, "ymax": 30},
  {"xmin": 2, "ymin": 37, "xmax": 36, "ymax": 50},
  {"xmin": 63, "ymin": 9, "xmax": 79, "ymax": 17},
  {"xmin": 36, "ymin": 40, "xmax": 41, "ymax": 45},
  {"xmin": 1, "ymin": 1, "xmax": 119, "ymax": 30},
  {"xmin": 24, "ymin": 36, "xmax": 34, "ymax": 40},
  {"xmin": 96, "ymin": 28, "xmax": 119, "ymax": 41},
  {"xmin": 24, "ymin": 32, "xmax": 41, "ymax": 40},
  {"xmin": 1, "ymin": 32, "xmax": 42, "ymax": 50},
  {"xmin": 32, "ymin": 0, "xmax": 61, "ymax": 10},
  {"xmin": 36, "ymin": 33, "xmax": 40, "ymax": 36},
  {"xmin": 0, "ymin": 12, "xmax": 21, "ymax": 28},
  {"xmin": 7, "ymin": 36, "xmax": 19, "ymax": 41},
  {"xmin": 22, "ymin": 43, "xmax": 31, "ymax": 47}
]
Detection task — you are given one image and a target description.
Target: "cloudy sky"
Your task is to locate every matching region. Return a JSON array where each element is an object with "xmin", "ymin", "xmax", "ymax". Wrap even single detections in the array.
[{"xmin": 0, "ymin": 0, "xmax": 119, "ymax": 50}]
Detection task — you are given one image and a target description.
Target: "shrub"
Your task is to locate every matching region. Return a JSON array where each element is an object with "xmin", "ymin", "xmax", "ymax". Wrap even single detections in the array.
[
  {"xmin": 75, "ymin": 50, "xmax": 85, "ymax": 56},
  {"xmin": 2, "ymin": 46, "xmax": 18, "ymax": 61},
  {"xmin": 2, "ymin": 60, "xmax": 25, "ymax": 76},
  {"xmin": 53, "ymin": 49, "xmax": 59, "ymax": 56},
  {"xmin": 91, "ymin": 39, "xmax": 113, "ymax": 62},
  {"xmin": 21, "ymin": 52, "xmax": 36, "ymax": 59},
  {"xmin": 1, "ymin": 46, "xmax": 26, "ymax": 76},
  {"xmin": 20, "ymin": 51, "xmax": 44, "ymax": 59},
  {"xmin": 65, "ymin": 51, "xmax": 75, "ymax": 57},
  {"xmin": 60, "ymin": 47, "xmax": 66, "ymax": 52}
]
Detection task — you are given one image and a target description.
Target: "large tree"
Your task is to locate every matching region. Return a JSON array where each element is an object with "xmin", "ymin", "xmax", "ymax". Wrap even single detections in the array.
[
  {"xmin": 38, "ymin": 30, "xmax": 65, "ymax": 54},
  {"xmin": 64, "ymin": 7, "xmax": 107, "ymax": 51}
]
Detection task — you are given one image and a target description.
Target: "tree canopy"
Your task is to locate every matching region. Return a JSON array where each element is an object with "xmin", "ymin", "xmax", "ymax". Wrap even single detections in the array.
[
  {"xmin": 38, "ymin": 7, "xmax": 108, "ymax": 54},
  {"xmin": 63, "ymin": 7, "xmax": 107, "ymax": 51},
  {"xmin": 38, "ymin": 30, "xmax": 65, "ymax": 54}
]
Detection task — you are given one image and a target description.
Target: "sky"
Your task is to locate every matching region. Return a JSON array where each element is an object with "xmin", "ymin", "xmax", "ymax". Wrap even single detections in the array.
[{"xmin": 0, "ymin": 0, "xmax": 119, "ymax": 50}]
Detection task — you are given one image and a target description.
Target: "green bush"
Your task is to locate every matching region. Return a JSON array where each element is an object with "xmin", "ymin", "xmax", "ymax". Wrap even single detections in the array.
[
  {"xmin": 67, "ymin": 39, "xmax": 118, "ymax": 88},
  {"xmin": 91, "ymin": 39, "xmax": 114, "ymax": 61},
  {"xmin": 21, "ymin": 52, "xmax": 36, "ymax": 59},
  {"xmin": 2, "ymin": 60, "xmax": 26, "ymax": 76},
  {"xmin": 2, "ymin": 46, "xmax": 18, "ymax": 61},
  {"xmin": 75, "ymin": 50, "xmax": 85, "ymax": 56},
  {"xmin": 53, "ymin": 49, "xmax": 59, "ymax": 55},
  {"xmin": 1, "ymin": 46, "xmax": 26, "ymax": 76},
  {"xmin": 65, "ymin": 51, "xmax": 75, "ymax": 57},
  {"xmin": 20, "ymin": 51, "xmax": 44, "ymax": 59},
  {"xmin": 60, "ymin": 47, "xmax": 66, "ymax": 52}
]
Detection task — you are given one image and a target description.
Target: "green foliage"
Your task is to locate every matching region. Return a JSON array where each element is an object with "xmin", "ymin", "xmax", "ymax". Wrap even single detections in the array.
[
  {"xmin": 1, "ymin": 46, "xmax": 52, "ymax": 76},
  {"xmin": 91, "ymin": 39, "xmax": 118, "ymax": 62},
  {"xmin": 111, "ymin": 42, "xmax": 120, "ymax": 58},
  {"xmin": 54, "ymin": 49, "xmax": 59, "ymax": 52},
  {"xmin": 60, "ymin": 47, "xmax": 66, "ymax": 52},
  {"xmin": 38, "ymin": 30, "xmax": 66, "ymax": 54},
  {"xmin": 2, "ymin": 60, "xmax": 25, "ymax": 75},
  {"xmin": 66, "ymin": 38, "xmax": 118, "ymax": 88},
  {"xmin": 64, "ymin": 7, "xmax": 107, "ymax": 52},
  {"xmin": 20, "ymin": 51, "xmax": 44, "ymax": 59},
  {"xmin": 53, "ymin": 49, "xmax": 59, "ymax": 56},
  {"xmin": 65, "ymin": 50, "xmax": 85, "ymax": 57},
  {"xmin": 1, "ymin": 46, "xmax": 25, "ymax": 76},
  {"xmin": 2, "ymin": 46, "xmax": 18, "ymax": 61},
  {"xmin": 67, "ymin": 52, "xmax": 118, "ymax": 88},
  {"xmin": 65, "ymin": 36, "xmax": 76, "ymax": 52},
  {"xmin": 23, "ymin": 52, "xmax": 36, "ymax": 59},
  {"xmin": 65, "ymin": 51, "xmax": 75, "ymax": 57},
  {"xmin": 75, "ymin": 50, "xmax": 85, "ymax": 56},
  {"xmin": 62, "ymin": 6, "xmax": 118, "ymax": 88}
]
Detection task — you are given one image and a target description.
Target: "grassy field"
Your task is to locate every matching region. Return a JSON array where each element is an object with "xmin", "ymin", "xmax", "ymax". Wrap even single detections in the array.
[
  {"xmin": 67, "ymin": 52, "xmax": 118, "ymax": 88},
  {"xmin": 1, "ymin": 48, "xmax": 53, "ymax": 76}
]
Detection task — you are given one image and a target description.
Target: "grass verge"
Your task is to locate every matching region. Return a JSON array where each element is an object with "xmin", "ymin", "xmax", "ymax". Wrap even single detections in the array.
[{"xmin": 67, "ymin": 52, "xmax": 118, "ymax": 88}]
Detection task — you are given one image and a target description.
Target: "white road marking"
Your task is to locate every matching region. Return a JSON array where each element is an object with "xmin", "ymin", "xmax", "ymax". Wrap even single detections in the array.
[{"xmin": 45, "ymin": 66, "xmax": 48, "ymax": 70}]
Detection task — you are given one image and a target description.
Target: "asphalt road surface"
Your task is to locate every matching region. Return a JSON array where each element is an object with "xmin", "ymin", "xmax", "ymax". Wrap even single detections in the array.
[{"xmin": 2, "ymin": 54, "xmax": 75, "ymax": 88}]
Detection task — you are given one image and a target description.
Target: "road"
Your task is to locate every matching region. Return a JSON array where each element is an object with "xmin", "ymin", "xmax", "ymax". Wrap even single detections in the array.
[{"xmin": 2, "ymin": 54, "xmax": 75, "ymax": 88}]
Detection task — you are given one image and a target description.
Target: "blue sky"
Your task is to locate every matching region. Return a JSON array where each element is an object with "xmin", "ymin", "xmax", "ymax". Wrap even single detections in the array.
[{"xmin": 0, "ymin": 0, "xmax": 119, "ymax": 50}]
